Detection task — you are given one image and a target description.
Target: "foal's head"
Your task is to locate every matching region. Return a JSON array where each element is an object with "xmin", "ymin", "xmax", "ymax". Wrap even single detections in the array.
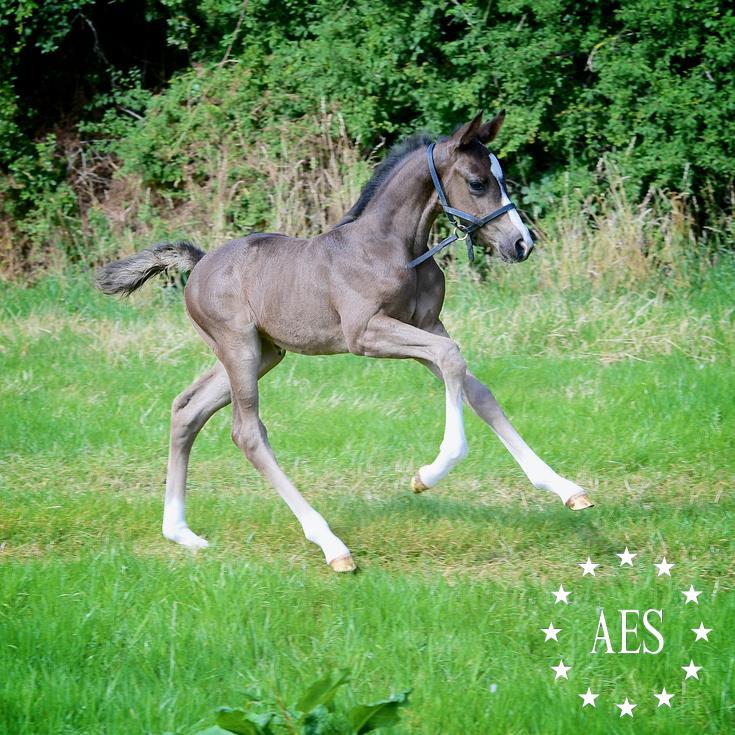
[{"xmin": 438, "ymin": 112, "xmax": 533, "ymax": 262}]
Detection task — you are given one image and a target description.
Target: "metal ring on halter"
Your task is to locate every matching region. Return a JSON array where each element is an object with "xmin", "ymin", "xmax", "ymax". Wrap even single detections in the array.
[{"xmin": 453, "ymin": 227, "xmax": 469, "ymax": 241}]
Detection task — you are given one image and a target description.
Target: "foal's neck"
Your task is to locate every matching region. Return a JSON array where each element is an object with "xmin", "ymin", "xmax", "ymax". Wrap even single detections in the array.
[{"xmin": 356, "ymin": 148, "xmax": 439, "ymax": 262}]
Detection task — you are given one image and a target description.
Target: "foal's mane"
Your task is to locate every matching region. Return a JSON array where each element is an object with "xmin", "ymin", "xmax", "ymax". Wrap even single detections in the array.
[{"xmin": 336, "ymin": 132, "xmax": 433, "ymax": 226}]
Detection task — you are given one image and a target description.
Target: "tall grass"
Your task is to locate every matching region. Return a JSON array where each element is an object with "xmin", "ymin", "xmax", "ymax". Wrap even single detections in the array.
[
  {"xmin": 3, "ymin": 115, "xmax": 729, "ymax": 295},
  {"xmin": 527, "ymin": 163, "xmax": 702, "ymax": 292},
  {"xmin": 58, "ymin": 111, "xmax": 371, "ymax": 272},
  {"xmin": 258, "ymin": 110, "xmax": 370, "ymax": 236}
]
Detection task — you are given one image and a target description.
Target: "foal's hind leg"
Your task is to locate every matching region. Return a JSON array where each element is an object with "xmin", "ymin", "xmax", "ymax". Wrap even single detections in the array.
[
  {"xmin": 163, "ymin": 346, "xmax": 285, "ymax": 548},
  {"xmin": 163, "ymin": 362, "xmax": 231, "ymax": 547},
  {"xmin": 217, "ymin": 325, "xmax": 355, "ymax": 572}
]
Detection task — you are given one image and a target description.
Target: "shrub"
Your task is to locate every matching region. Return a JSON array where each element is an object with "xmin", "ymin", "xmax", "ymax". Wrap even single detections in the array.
[
  {"xmin": 190, "ymin": 669, "xmax": 410, "ymax": 735},
  {"xmin": 1, "ymin": 0, "xmax": 733, "ymax": 275}
]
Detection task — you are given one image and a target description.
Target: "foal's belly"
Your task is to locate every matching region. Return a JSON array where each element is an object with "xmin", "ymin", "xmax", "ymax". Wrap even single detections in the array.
[{"xmin": 257, "ymin": 306, "xmax": 349, "ymax": 356}]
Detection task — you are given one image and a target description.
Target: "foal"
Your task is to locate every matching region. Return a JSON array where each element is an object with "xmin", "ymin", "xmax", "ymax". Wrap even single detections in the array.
[{"xmin": 97, "ymin": 112, "xmax": 593, "ymax": 572}]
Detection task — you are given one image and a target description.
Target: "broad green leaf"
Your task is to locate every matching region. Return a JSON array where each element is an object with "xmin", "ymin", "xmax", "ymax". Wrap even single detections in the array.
[
  {"xmin": 302, "ymin": 704, "xmax": 331, "ymax": 735},
  {"xmin": 302, "ymin": 706, "xmax": 353, "ymax": 735},
  {"xmin": 215, "ymin": 706, "xmax": 272, "ymax": 735},
  {"xmin": 348, "ymin": 690, "xmax": 411, "ymax": 734},
  {"xmin": 192, "ymin": 728, "xmax": 232, "ymax": 735},
  {"xmin": 295, "ymin": 669, "xmax": 351, "ymax": 714}
]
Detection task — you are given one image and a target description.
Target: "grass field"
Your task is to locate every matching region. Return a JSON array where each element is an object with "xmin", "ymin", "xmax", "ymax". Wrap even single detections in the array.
[{"xmin": 1, "ymin": 263, "xmax": 734, "ymax": 734}]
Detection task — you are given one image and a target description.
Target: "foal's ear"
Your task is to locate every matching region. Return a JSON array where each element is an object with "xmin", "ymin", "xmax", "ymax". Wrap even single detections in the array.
[
  {"xmin": 477, "ymin": 110, "xmax": 506, "ymax": 144},
  {"xmin": 451, "ymin": 111, "xmax": 484, "ymax": 148}
]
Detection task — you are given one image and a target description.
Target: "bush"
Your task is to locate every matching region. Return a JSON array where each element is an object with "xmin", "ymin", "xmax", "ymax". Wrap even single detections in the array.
[
  {"xmin": 190, "ymin": 669, "xmax": 410, "ymax": 735},
  {"xmin": 0, "ymin": 0, "xmax": 733, "ymax": 275},
  {"xmin": 110, "ymin": 0, "xmax": 735, "ymax": 205}
]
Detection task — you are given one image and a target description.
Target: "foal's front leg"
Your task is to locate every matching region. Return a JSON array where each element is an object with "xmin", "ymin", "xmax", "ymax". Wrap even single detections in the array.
[
  {"xmin": 462, "ymin": 371, "xmax": 593, "ymax": 509},
  {"xmin": 419, "ymin": 322, "xmax": 593, "ymax": 509},
  {"xmin": 349, "ymin": 314, "xmax": 469, "ymax": 490}
]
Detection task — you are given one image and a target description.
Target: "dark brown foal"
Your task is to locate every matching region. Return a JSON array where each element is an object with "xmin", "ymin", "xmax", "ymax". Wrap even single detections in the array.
[{"xmin": 97, "ymin": 112, "xmax": 593, "ymax": 572}]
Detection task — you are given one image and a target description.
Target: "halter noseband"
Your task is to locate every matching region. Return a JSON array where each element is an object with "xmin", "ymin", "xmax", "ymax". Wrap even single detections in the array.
[{"xmin": 407, "ymin": 142, "xmax": 526, "ymax": 269}]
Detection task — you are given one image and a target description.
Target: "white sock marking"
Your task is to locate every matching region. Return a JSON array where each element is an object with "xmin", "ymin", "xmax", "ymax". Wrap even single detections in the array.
[
  {"xmin": 418, "ymin": 386, "xmax": 468, "ymax": 487},
  {"xmin": 300, "ymin": 509, "xmax": 351, "ymax": 564},
  {"xmin": 162, "ymin": 498, "xmax": 209, "ymax": 548},
  {"xmin": 494, "ymin": 433, "xmax": 583, "ymax": 503}
]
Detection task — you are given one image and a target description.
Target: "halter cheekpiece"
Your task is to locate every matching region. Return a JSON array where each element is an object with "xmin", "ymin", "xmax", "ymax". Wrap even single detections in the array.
[{"xmin": 407, "ymin": 142, "xmax": 525, "ymax": 269}]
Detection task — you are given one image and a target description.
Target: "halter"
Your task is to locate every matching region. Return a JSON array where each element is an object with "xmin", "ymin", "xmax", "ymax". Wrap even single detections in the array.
[{"xmin": 407, "ymin": 142, "xmax": 528, "ymax": 269}]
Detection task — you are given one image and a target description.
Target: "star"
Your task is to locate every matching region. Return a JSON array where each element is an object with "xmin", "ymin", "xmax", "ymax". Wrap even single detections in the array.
[
  {"xmin": 541, "ymin": 623, "xmax": 561, "ymax": 642},
  {"xmin": 682, "ymin": 585, "xmax": 702, "ymax": 604},
  {"xmin": 553, "ymin": 584, "xmax": 570, "ymax": 604},
  {"xmin": 579, "ymin": 557, "xmax": 599, "ymax": 576},
  {"xmin": 615, "ymin": 698, "xmax": 637, "ymax": 717},
  {"xmin": 579, "ymin": 687, "xmax": 599, "ymax": 707},
  {"xmin": 616, "ymin": 546, "xmax": 637, "ymax": 566},
  {"xmin": 551, "ymin": 659, "xmax": 572, "ymax": 680},
  {"xmin": 654, "ymin": 557, "xmax": 674, "ymax": 576},
  {"xmin": 654, "ymin": 687, "xmax": 674, "ymax": 707},
  {"xmin": 691, "ymin": 622, "xmax": 712, "ymax": 642},
  {"xmin": 682, "ymin": 660, "xmax": 702, "ymax": 680}
]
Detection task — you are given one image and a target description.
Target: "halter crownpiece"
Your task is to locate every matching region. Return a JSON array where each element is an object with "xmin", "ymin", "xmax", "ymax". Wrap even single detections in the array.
[{"xmin": 407, "ymin": 142, "xmax": 531, "ymax": 269}]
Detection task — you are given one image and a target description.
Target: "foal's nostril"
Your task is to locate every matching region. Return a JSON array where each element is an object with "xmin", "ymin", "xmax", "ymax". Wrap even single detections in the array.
[{"xmin": 514, "ymin": 239, "xmax": 527, "ymax": 261}]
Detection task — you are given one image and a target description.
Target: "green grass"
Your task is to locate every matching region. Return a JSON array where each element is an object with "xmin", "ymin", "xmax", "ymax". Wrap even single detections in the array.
[{"xmin": 1, "ymin": 267, "xmax": 733, "ymax": 734}]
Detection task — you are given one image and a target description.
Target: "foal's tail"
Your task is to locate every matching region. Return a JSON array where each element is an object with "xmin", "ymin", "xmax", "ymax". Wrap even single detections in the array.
[{"xmin": 95, "ymin": 241, "xmax": 205, "ymax": 296}]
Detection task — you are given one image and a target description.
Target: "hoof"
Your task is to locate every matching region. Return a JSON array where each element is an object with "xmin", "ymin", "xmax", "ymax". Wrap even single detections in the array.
[
  {"xmin": 163, "ymin": 526, "xmax": 210, "ymax": 549},
  {"xmin": 411, "ymin": 473, "xmax": 429, "ymax": 494},
  {"xmin": 565, "ymin": 493, "xmax": 595, "ymax": 511},
  {"xmin": 329, "ymin": 555, "xmax": 357, "ymax": 573}
]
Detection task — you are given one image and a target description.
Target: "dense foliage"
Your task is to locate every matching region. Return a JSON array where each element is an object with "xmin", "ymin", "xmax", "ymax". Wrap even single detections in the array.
[{"xmin": 1, "ymin": 0, "xmax": 733, "ymax": 271}]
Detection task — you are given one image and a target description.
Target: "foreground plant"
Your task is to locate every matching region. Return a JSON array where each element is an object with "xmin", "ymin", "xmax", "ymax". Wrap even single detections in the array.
[{"xmin": 192, "ymin": 669, "xmax": 410, "ymax": 735}]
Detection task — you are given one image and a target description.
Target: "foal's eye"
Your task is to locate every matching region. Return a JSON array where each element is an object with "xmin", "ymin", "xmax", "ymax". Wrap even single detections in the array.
[{"xmin": 468, "ymin": 179, "xmax": 487, "ymax": 194}]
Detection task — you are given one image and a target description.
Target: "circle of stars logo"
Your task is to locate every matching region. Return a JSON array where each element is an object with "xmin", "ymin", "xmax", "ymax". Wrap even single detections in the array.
[{"xmin": 543, "ymin": 548, "xmax": 712, "ymax": 718}]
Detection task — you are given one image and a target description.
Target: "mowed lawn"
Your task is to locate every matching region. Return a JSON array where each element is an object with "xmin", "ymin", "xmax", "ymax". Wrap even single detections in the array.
[{"xmin": 1, "ymin": 268, "xmax": 733, "ymax": 734}]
